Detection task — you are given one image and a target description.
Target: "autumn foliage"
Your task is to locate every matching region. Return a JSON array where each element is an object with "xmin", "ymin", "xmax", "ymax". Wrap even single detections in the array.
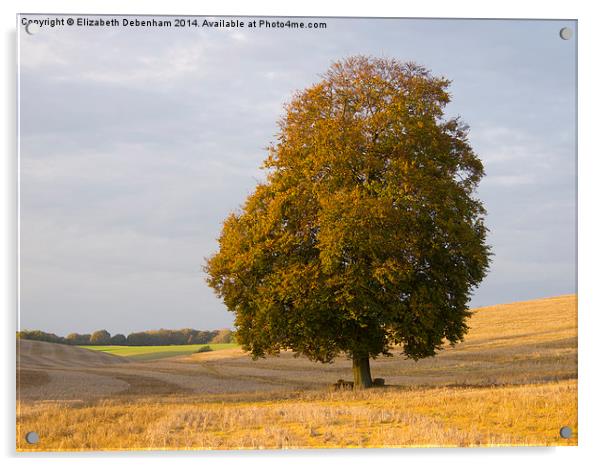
[{"xmin": 205, "ymin": 56, "xmax": 490, "ymax": 388}]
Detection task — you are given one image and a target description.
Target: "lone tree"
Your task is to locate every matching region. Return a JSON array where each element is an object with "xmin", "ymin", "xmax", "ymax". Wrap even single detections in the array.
[{"xmin": 205, "ymin": 56, "xmax": 490, "ymax": 388}]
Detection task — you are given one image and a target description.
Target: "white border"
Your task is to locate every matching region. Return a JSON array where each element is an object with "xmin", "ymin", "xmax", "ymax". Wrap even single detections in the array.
[{"xmin": 3, "ymin": 1, "xmax": 601, "ymax": 465}]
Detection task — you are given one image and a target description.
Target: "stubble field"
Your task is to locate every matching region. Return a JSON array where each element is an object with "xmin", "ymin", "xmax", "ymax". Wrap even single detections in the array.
[{"xmin": 16, "ymin": 294, "xmax": 577, "ymax": 450}]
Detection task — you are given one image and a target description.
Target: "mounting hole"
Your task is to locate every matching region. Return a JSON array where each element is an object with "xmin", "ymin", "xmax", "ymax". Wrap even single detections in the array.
[
  {"xmin": 25, "ymin": 431, "xmax": 40, "ymax": 444},
  {"xmin": 559, "ymin": 27, "xmax": 573, "ymax": 40},
  {"xmin": 24, "ymin": 22, "xmax": 40, "ymax": 35},
  {"xmin": 559, "ymin": 426, "xmax": 572, "ymax": 439}
]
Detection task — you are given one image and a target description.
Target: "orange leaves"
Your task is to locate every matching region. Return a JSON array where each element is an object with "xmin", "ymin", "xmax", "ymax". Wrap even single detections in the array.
[{"xmin": 205, "ymin": 55, "xmax": 490, "ymax": 365}]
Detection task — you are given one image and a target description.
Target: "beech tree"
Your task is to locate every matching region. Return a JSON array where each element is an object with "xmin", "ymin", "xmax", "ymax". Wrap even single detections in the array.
[{"xmin": 205, "ymin": 56, "xmax": 490, "ymax": 388}]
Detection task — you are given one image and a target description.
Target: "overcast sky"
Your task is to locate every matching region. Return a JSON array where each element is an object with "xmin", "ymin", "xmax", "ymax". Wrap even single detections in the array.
[{"xmin": 18, "ymin": 16, "xmax": 576, "ymax": 335}]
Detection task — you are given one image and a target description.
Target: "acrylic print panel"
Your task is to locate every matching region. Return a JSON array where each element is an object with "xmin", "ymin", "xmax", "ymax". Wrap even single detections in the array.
[{"xmin": 16, "ymin": 15, "xmax": 577, "ymax": 451}]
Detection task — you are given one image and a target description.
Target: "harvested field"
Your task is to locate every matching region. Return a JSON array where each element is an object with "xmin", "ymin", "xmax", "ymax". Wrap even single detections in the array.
[{"xmin": 16, "ymin": 294, "xmax": 578, "ymax": 450}]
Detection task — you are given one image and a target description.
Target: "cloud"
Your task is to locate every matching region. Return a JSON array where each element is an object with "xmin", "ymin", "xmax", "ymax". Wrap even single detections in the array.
[
  {"xmin": 485, "ymin": 174, "xmax": 536, "ymax": 187},
  {"xmin": 79, "ymin": 44, "xmax": 209, "ymax": 86},
  {"xmin": 230, "ymin": 32, "xmax": 247, "ymax": 42},
  {"xmin": 21, "ymin": 24, "xmax": 217, "ymax": 89}
]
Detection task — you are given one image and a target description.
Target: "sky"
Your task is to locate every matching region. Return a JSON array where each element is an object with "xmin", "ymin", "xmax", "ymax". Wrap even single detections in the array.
[{"xmin": 18, "ymin": 16, "xmax": 577, "ymax": 335}]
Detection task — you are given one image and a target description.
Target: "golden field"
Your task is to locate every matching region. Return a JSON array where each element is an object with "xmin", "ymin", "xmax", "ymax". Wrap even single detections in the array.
[{"xmin": 16, "ymin": 294, "xmax": 577, "ymax": 450}]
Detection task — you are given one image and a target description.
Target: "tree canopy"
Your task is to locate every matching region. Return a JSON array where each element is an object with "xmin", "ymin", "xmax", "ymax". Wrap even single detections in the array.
[
  {"xmin": 205, "ymin": 56, "xmax": 490, "ymax": 388},
  {"xmin": 90, "ymin": 329, "xmax": 111, "ymax": 345}
]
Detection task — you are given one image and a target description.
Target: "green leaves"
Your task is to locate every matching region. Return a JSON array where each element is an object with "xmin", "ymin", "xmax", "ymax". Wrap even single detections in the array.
[{"xmin": 205, "ymin": 55, "xmax": 490, "ymax": 365}]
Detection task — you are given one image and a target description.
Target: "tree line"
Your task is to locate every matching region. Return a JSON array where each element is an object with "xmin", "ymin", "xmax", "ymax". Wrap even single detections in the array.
[{"xmin": 16, "ymin": 328, "xmax": 235, "ymax": 346}]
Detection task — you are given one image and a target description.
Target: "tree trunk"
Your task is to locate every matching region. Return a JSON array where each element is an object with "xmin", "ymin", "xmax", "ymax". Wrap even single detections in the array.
[{"xmin": 352, "ymin": 354, "xmax": 373, "ymax": 389}]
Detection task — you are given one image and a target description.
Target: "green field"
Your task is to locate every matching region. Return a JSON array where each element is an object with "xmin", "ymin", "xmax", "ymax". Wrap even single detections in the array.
[{"xmin": 82, "ymin": 343, "xmax": 238, "ymax": 361}]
